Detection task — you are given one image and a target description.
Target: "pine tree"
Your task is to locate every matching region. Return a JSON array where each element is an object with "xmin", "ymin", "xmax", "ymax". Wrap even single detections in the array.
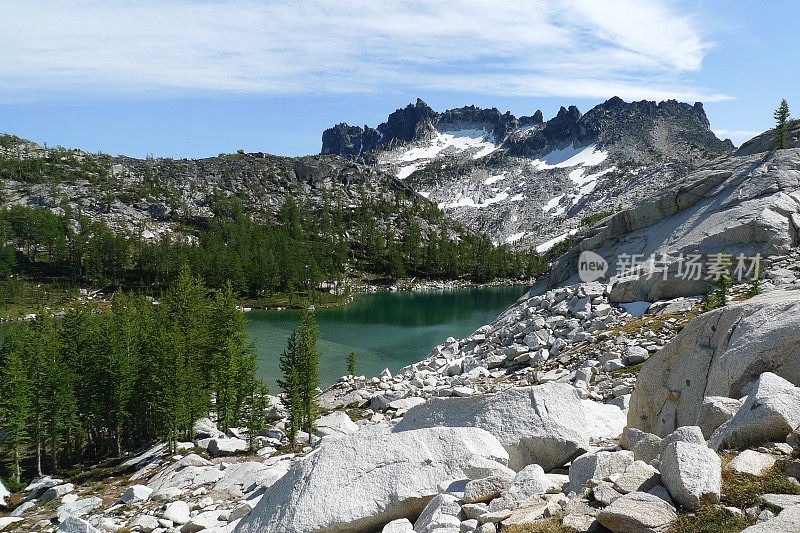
[
  {"xmin": 700, "ymin": 286, "xmax": 715, "ymax": 313},
  {"xmin": 296, "ymin": 310, "xmax": 320, "ymax": 442},
  {"xmin": 59, "ymin": 304, "xmax": 99, "ymax": 457},
  {"xmin": 245, "ymin": 380, "xmax": 269, "ymax": 451},
  {"xmin": 105, "ymin": 295, "xmax": 142, "ymax": 456},
  {"xmin": 26, "ymin": 309, "xmax": 74, "ymax": 473},
  {"xmin": 208, "ymin": 282, "xmax": 256, "ymax": 432},
  {"xmin": 0, "ymin": 329, "xmax": 31, "ymax": 483},
  {"xmin": 346, "ymin": 350, "xmax": 357, "ymax": 377},
  {"xmin": 280, "ymin": 193, "xmax": 301, "ymax": 238},
  {"xmin": 774, "ymin": 99, "xmax": 791, "ymax": 149},
  {"xmin": 161, "ymin": 266, "xmax": 211, "ymax": 442},
  {"xmin": 747, "ymin": 259, "xmax": 763, "ymax": 298},
  {"xmin": 714, "ymin": 255, "xmax": 733, "ymax": 307},
  {"xmin": 278, "ymin": 331, "xmax": 302, "ymax": 448}
]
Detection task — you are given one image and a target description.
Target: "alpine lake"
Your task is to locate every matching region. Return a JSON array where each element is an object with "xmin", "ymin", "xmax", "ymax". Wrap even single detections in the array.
[{"xmin": 248, "ymin": 285, "xmax": 525, "ymax": 392}]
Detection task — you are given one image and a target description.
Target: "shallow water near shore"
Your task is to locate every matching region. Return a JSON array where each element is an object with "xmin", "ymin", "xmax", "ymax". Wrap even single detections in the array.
[{"xmin": 248, "ymin": 285, "xmax": 526, "ymax": 392}]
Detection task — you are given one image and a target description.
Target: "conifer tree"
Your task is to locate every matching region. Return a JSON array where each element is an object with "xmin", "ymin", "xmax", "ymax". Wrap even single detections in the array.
[
  {"xmin": 297, "ymin": 310, "xmax": 321, "ymax": 442},
  {"xmin": 774, "ymin": 99, "xmax": 791, "ymax": 149},
  {"xmin": 245, "ymin": 380, "xmax": 269, "ymax": 450},
  {"xmin": 278, "ymin": 331, "xmax": 302, "ymax": 447},
  {"xmin": 713, "ymin": 255, "xmax": 733, "ymax": 307},
  {"xmin": 208, "ymin": 282, "xmax": 256, "ymax": 432},
  {"xmin": 27, "ymin": 309, "xmax": 74, "ymax": 473},
  {"xmin": 346, "ymin": 350, "xmax": 357, "ymax": 377},
  {"xmin": 105, "ymin": 295, "xmax": 141, "ymax": 455},
  {"xmin": 0, "ymin": 329, "xmax": 31, "ymax": 483},
  {"xmin": 161, "ymin": 266, "xmax": 211, "ymax": 441},
  {"xmin": 747, "ymin": 259, "xmax": 763, "ymax": 298},
  {"xmin": 700, "ymin": 286, "xmax": 715, "ymax": 313}
]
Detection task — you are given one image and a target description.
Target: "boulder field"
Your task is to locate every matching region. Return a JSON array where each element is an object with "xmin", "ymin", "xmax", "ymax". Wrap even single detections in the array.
[
  {"xmin": 628, "ymin": 290, "xmax": 800, "ymax": 437},
  {"xmin": 5, "ymin": 258, "xmax": 800, "ymax": 533}
]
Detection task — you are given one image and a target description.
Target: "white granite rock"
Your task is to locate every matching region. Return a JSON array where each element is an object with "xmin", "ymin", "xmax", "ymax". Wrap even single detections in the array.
[
  {"xmin": 120, "ymin": 484, "xmax": 153, "ymax": 504},
  {"xmin": 726, "ymin": 450, "xmax": 776, "ymax": 477},
  {"xmin": 569, "ymin": 450, "xmax": 634, "ymax": 492},
  {"xmin": 394, "ymin": 383, "xmax": 589, "ymax": 471},
  {"xmin": 597, "ymin": 491, "xmax": 677, "ymax": 533},
  {"xmin": 710, "ymin": 372, "xmax": 800, "ymax": 450},
  {"xmin": 661, "ymin": 441, "xmax": 721, "ymax": 510},
  {"xmin": 235, "ymin": 426, "xmax": 508, "ymax": 533}
]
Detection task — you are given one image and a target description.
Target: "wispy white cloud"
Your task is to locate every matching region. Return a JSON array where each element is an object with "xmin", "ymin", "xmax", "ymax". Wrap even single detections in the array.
[{"xmin": 0, "ymin": 0, "xmax": 727, "ymax": 103}]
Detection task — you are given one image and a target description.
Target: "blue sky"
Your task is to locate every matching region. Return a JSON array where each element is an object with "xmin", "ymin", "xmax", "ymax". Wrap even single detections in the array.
[{"xmin": 0, "ymin": 1, "xmax": 798, "ymax": 158}]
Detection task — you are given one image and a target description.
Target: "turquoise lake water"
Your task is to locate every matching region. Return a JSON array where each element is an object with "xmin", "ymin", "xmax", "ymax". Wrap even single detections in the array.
[
  {"xmin": 0, "ymin": 285, "xmax": 525, "ymax": 393},
  {"xmin": 248, "ymin": 285, "xmax": 525, "ymax": 391}
]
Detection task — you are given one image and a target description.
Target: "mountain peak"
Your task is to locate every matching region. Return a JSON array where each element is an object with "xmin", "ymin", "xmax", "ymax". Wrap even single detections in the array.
[{"xmin": 320, "ymin": 97, "xmax": 731, "ymax": 166}]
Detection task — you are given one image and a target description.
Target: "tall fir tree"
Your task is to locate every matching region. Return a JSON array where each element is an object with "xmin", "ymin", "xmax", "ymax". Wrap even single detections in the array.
[
  {"xmin": 208, "ymin": 282, "xmax": 257, "ymax": 432},
  {"xmin": 774, "ymin": 99, "xmax": 791, "ymax": 149},
  {"xmin": 278, "ymin": 331, "xmax": 302, "ymax": 448},
  {"xmin": 105, "ymin": 295, "xmax": 142, "ymax": 456},
  {"xmin": 161, "ymin": 266, "xmax": 211, "ymax": 442},
  {"xmin": 296, "ymin": 310, "xmax": 321, "ymax": 441},
  {"xmin": 713, "ymin": 255, "xmax": 733, "ymax": 307},
  {"xmin": 0, "ymin": 329, "xmax": 31, "ymax": 483}
]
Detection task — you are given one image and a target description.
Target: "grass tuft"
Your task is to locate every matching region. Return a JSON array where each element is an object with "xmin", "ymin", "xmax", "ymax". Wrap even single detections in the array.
[
  {"xmin": 720, "ymin": 459, "xmax": 800, "ymax": 509},
  {"xmin": 670, "ymin": 505, "xmax": 755, "ymax": 533},
  {"xmin": 609, "ymin": 361, "xmax": 646, "ymax": 377},
  {"xmin": 503, "ymin": 518, "xmax": 578, "ymax": 533}
]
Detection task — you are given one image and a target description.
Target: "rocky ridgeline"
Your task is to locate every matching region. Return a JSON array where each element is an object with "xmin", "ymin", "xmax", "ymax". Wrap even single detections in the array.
[
  {"xmin": 3, "ymin": 258, "xmax": 800, "ymax": 533},
  {"xmin": 0, "ymin": 135, "xmax": 444, "ymax": 245},
  {"xmin": 320, "ymin": 97, "xmax": 733, "ymax": 248}
]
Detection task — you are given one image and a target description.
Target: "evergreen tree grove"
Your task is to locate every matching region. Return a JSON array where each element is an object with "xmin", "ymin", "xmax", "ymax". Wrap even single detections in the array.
[
  {"xmin": 0, "ymin": 273, "xmax": 264, "ymax": 479},
  {"xmin": 0, "ymin": 197, "xmax": 547, "ymax": 307}
]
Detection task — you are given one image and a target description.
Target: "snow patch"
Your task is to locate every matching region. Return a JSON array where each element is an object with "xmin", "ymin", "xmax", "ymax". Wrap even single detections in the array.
[
  {"xmin": 396, "ymin": 163, "xmax": 420, "ymax": 180},
  {"xmin": 484, "ymin": 173, "xmax": 506, "ymax": 185},
  {"xmin": 535, "ymin": 229, "xmax": 577, "ymax": 254},
  {"xmin": 505, "ymin": 232, "xmax": 526, "ymax": 244},
  {"xmin": 568, "ymin": 168, "xmax": 587, "ymax": 186},
  {"xmin": 574, "ymin": 180, "xmax": 597, "ymax": 202},
  {"xmin": 567, "ymin": 167, "xmax": 616, "ymax": 205},
  {"xmin": 531, "ymin": 144, "xmax": 608, "ymax": 169},
  {"xmin": 542, "ymin": 194, "xmax": 564, "ymax": 213},
  {"xmin": 395, "ymin": 129, "xmax": 499, "ymax": 164},
  {"xmin": 418, "ymin": 191, "xmax": 431, "ymax": 198}
]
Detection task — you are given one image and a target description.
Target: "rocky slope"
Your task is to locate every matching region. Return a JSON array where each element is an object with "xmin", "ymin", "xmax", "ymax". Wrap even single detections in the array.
[
  {"xmin": 4, "ymin": 129, "xmax": 800, "ymax": 533},
  {"xmin": 540, "ymin": 123, "xmax": 800, "ymax": 302},
  {"xmin": 5, "ymin": 252, "xmax": 799, "ymax": 533},
  {"xmin": 0, "ymin": 133, "xmax": 454, "ymax": 244},
  {"xmin": 321, "ymin": 98, "xmax": 734, "ymax": 248}
]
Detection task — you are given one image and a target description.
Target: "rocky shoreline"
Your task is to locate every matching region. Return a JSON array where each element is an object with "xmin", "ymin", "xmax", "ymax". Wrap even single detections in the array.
[
  {"xmin": 0, "ymin": 278, "xmax": 529, "ymax": 323},
  {"xmin": 3, "ymin": 250, "xmax": 800, "ymax": 533}
]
